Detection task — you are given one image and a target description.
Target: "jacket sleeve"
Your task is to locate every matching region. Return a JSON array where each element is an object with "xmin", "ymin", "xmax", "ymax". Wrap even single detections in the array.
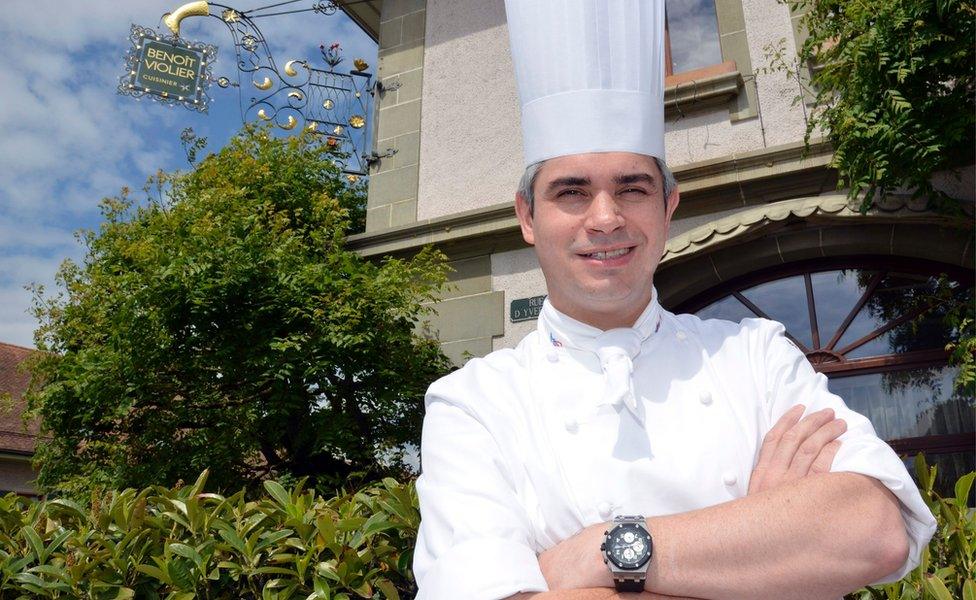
[
  {"xmin": 413, "ymin": 392, "xmax": 549, "ymax": 600},
  {"xmin": 755, "ymin": 319, "xmax": 937, "ymax": 584}
]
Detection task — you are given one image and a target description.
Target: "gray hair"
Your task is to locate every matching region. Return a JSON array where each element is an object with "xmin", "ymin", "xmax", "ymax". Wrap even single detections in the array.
[{"xmin": 517, "ymin": 156, "xmax": 677, "ymax": 216}]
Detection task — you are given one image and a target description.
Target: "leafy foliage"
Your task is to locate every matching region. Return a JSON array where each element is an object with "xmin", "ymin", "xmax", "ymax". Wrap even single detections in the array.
[
  {"xmin": 0, "ymin": 472, "xmax": 419, "ymax": 599},
  {"xmin": 0, "ymin": 461, "xmax": 971, "ymax": 599},
  {"xmin": 847, "ymin": 454, "xmax": 976, "ymax": 600},
  {"xmin": 26, "ymin": 126, "xmax": 451, "ymax": 497},
  {"xmin": 781, "ymin": 0, "xmax": 975, "ymax": 210},
  {"xmin": 942, "ymin": 302, "xmax": 976, "ymax": 400},
  {"xmin": 179, "ymin": 128, "xmax": 209, "ymax": 166}
]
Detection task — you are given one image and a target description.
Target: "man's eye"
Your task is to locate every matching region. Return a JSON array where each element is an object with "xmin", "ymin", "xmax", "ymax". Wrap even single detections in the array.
[
  {"xmin": 556, "ymin": 189, "xmax": 584, "ymax": 198},
  {"xmin": 621, "ymin": 188, "xmax": 648, "ymax": 195}
]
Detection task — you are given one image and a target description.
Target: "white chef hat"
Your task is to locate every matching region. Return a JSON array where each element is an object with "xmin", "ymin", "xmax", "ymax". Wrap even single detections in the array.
[{"xmin": 504, "ymin": 0, "xmax": 666, "ymax": 167}]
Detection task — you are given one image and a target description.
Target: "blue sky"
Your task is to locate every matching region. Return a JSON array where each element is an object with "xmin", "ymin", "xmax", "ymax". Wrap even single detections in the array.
[{"xmin": 0, "ymin": 1, "xmax": 377, "ymax": 348}]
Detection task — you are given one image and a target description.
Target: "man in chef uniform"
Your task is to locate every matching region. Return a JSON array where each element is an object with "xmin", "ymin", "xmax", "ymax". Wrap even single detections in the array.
[{"xmin": 412, "ymin": 1, "xmax": 937, "ymax": 599}]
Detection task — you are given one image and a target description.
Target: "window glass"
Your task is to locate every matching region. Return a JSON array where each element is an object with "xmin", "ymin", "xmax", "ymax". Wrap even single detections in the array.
[
  {"xmin": 695, "ymin": 294, "xmax": 755, "ymax": 323},
  {"xmin": 830, "ymin": 366, "xmax": 975, "ymax": 501},
  {"xmin": 810, "ymin": 269, "xmax": 876, "ymax": 343},
  {"xmin": 834, "ymin": 273, "xmax": 931, "ymax": 351},
  {"xmin": 826, "ymin": 366, "xmax": 974, "ymax": 440},
  {"xmin": 740, "ymin": 275, "xmax": 813, "ymax": 348},
  {"xmin": 694, "ymin": 268, "xmax": 970, "ymax": 360},
  {"xmin": 666, "ymin": 0, "xmax": 723, "ymax": 73},
  {"xmin": 836, "ymin": 273, "xmax": 963, "ymax": 357},
  {"xmin": 845, "ymin": 309, "xmax": 949, "ymax": 358}
]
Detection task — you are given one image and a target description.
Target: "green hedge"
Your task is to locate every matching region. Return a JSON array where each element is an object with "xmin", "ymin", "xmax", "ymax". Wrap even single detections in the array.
[
  {"xmin": 0, "ymin": 456, "xmax": 971, "ymax": 599},
  {"xmin": 0, "ymin": 473, "xmax": 417, "ymax": 599}
]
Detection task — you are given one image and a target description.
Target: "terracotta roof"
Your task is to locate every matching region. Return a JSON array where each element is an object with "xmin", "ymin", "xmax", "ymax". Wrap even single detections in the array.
[{"xmin": 0, "ymin": 342, "xmax": 40, "ymax": 454}]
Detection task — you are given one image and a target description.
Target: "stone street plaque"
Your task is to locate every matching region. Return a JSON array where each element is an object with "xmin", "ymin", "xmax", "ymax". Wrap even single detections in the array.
[{"xmin": 510, "ymin": 294, "xmax": 547, "ymax": 323}]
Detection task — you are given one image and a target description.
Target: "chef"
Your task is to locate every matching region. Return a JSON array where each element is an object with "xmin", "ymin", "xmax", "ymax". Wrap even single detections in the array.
[{"xmin": 413, "ymin": 1, "xmax": 936, "ymax": 599}]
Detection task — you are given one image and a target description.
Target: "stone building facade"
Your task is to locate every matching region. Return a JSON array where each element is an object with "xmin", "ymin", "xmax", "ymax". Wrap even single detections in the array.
[{"xmin": 338, "ymin": 0, "xmax": 974, "ymax": 490}]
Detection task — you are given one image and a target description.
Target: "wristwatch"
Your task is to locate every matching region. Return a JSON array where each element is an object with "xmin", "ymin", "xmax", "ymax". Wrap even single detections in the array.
[{"xmin": 601, "ymin": 515, "xmax": 653, "ymax": 592}]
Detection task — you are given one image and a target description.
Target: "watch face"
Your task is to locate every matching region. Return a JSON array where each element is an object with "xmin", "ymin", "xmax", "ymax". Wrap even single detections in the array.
[{"xmin": 606, "ymin": 523, "xmax": 652, "ymax": 570}]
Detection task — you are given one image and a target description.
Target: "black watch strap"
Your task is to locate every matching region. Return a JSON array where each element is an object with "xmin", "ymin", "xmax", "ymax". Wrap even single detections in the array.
[{"xmin": 614, "ymin": 578, "xmax": 645, "ymax": 593}]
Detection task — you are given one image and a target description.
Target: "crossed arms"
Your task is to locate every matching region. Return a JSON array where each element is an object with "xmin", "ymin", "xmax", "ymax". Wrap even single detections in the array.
[{"xmin": 509, "ymin": 405, "xmax": 910, "ymax": 600}]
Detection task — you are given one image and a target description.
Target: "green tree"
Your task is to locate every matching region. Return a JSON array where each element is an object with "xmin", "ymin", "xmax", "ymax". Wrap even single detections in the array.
[
  {"xmin": 784, "ymin": 0, "xmax": 974, "ymax": 209},
  {"xmin": 26, "ymin": 126, "xmax": 452, "ymax": 497}
]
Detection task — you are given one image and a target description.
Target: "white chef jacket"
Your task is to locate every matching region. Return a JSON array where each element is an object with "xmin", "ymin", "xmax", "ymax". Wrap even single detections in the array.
[{"xmin": 413, "ymin": 296, "xmax": 937, "ymax": 600}]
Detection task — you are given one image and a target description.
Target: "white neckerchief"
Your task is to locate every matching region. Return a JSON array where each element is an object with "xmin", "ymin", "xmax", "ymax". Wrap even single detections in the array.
[{"xmin": 537, "ymin": 289, "xmax": 662, "ymax": 424}]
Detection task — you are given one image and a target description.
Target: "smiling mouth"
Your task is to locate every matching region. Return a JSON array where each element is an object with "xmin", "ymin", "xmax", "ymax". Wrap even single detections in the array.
[{"xmin": 582, "ymin": 247, "xmax": 632, "ymax": 260}]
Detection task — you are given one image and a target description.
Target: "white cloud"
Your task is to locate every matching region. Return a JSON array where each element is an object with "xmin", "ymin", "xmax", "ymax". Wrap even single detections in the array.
[
  {"xmin": 0, "ymin": 242, "xmax": 83, "ymax": 349},
  {"xmin": 0, "ymin": 217, "xmax": 78, "ymax": 253},
  {"xmin": 0, "ymin": 3, "xmax": 167, "ymax": 48},
  {"xmin": 0, "ymin": 299, "xmax": 40, "ymax": 350},
  {"xmin": 0, "ymin": 253, "xmax": 74, "ymax": 291}
]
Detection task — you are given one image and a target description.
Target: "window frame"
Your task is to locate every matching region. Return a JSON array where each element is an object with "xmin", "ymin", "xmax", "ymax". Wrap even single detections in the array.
[{"xmin": 664, "ymin": 1, "xmax": 734, "ymax": 84}]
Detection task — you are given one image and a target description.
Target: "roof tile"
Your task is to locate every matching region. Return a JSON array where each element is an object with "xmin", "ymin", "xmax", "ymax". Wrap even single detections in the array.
[{"xmin": 0, "ymin": 342, "xmax": 40, "ymax": 455}]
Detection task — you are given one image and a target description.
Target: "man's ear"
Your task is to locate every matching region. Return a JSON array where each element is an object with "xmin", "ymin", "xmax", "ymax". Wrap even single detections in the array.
[
  {"xmin": 664, "ymin": 187, "xmax": 680, "ymax": 231},
  {"xmin": 514, "ymin": 192, "xmax": 535, "ymax": 246}
]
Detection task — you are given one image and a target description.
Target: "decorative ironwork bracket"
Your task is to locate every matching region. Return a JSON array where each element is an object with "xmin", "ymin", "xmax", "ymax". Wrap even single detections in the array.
[
  {"xmin": 375, "ymin": 79, "xmax": 402, "ymax": 93},
  {"xmin": 210, "ymin": 1, "xmax": 375, "ymax": 175},
  {"xmin": 364, "ymin": 148, "xmax": 398, "ymax": 167},
  {"xmin": 146, "ymin": 0, "xmax": 376, "ymax": 175}
]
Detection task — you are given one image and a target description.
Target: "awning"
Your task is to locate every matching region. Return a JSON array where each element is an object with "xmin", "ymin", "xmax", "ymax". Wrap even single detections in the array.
[{"xmin": 663, "ymin": 193, "xmax": 944, "ymax": 262}]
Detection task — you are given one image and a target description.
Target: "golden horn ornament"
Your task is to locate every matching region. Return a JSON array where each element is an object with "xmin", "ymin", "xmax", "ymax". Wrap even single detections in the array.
[
  {"xmin": 162, "ymin": 1, "xmax": 210, "ymax": 36},
  {"xmin": 284, "ymin": 60, "xmax": 303, "ymax": 77}
]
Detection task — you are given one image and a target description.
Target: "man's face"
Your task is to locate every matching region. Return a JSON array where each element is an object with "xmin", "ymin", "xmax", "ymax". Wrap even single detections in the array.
[{"xmin": 515, "ymin": 152, "xmax": 679, "ymax": 330}]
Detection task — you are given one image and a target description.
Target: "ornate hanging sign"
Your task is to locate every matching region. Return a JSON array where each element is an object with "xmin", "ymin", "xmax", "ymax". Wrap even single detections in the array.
[
  {"xmin": 119, "ymin": 24, "xmax": 217, "ymax": 112},
  {"xmin": 117, "ymin": 0, "xmax": 376, "ymax": 174}
]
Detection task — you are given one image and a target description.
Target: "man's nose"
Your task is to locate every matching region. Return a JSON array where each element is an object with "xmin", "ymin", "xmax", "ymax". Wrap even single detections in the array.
[{"xmin": 584, "ymin": 190, "xmax": 625, "ymax": 233}]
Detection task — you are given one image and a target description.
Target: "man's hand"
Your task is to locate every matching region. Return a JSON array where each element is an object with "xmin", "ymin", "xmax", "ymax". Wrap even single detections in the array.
[{"xmin": 747, "ymin": 404, "xmax": 846, "ymax": 495}]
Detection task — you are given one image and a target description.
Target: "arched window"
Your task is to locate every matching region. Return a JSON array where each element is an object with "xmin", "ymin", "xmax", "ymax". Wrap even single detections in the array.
[{"xmin": 678, "ymin": 257, "xmax": 975, "ymax": 497}]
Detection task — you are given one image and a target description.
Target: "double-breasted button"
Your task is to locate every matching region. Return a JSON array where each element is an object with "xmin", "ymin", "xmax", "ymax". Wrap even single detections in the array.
[
  {"xmin": 675, "ymin": 330, "xmax": 687, "ymax": 341},
  {"xmin": 699, "ymin": 391, "xmax": 713, "ymax": 405},
  {"xmin": 546, "ymin": 351, "xmax": 559, "ymax": 363},
  {"xmin": 564, "ymin": 416, "xmax": 579, "ymax": 432},
  {"xmin": 722, "ymin": 471, "xmax": 738, "ymax": 486},
  {"xmin": 598, "ymin": 501, "xmax": 613, "ymax": 519}
]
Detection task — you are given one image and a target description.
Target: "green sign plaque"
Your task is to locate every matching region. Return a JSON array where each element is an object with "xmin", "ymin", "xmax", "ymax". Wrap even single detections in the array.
[
  {"xmin": 135, "ymin": 40, "xmax": 204, "ymax": 97},
  {"xmin": 510, "ymin": 295, "xmax": 547, "ymax": 323},
  {"xmin": 119, "ymin": 24, "xmax": 217, "ymax": 113}
]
